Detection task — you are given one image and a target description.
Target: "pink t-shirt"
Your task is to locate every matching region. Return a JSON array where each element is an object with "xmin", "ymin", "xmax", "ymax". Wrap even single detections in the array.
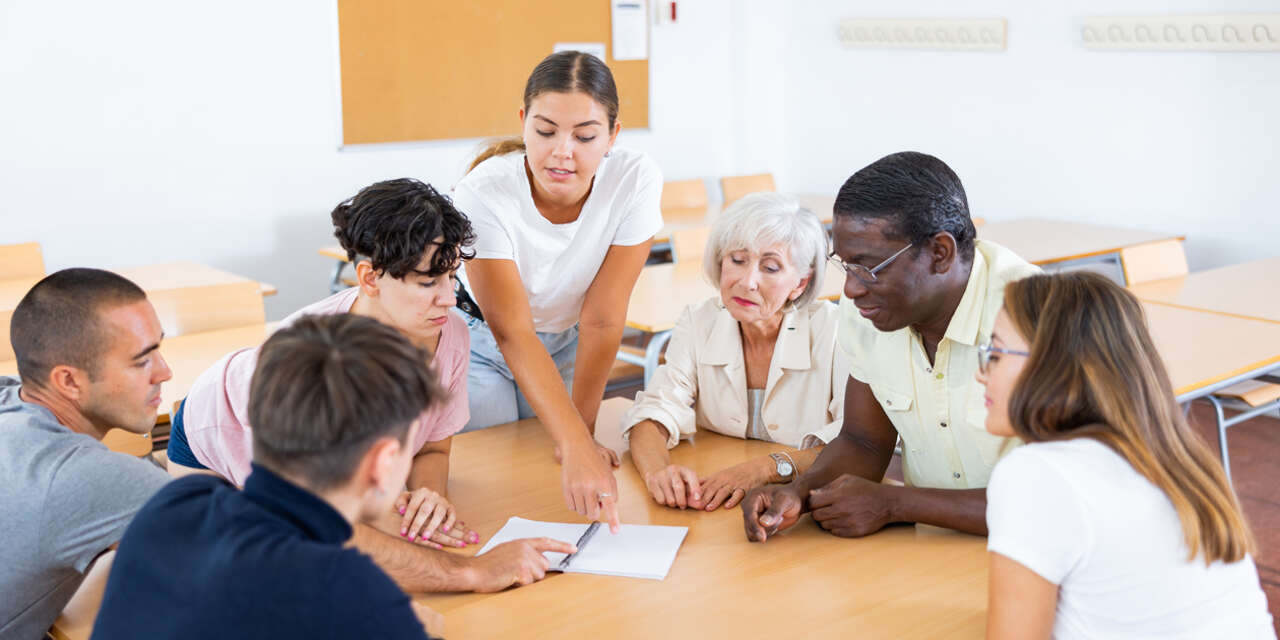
[{"xmin": 181, "ymin": 288, "xmax": 470, "ymax": 486}]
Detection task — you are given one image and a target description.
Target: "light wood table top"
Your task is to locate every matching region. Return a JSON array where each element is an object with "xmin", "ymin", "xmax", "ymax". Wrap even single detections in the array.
[
  {"xmin": 1129, "ymin": 257, "xmax": 1280, "ymax": 324},
  {"xmin": 626, "ymin": 260, "xmax": 845, "ymax": 334},
  {"xmin": 1142, "ymin": 302, "xmax": 1280, "ymax": 399},
  {"xmin": 417, "ymin": 401, "xmax": 987, "ymax": 639},
  {"xmin": 978, "ymin": 219, "xmax": 1182, "ymax": 266},
  {"xmin": 0, "ymin": 262, "xmax": 276, "ymax": 313}
]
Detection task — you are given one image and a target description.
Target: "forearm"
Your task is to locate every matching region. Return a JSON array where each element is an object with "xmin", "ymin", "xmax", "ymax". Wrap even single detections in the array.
[
  {"xmin": 885, "ymin": 486, "xmax": 988, "ymax": 535},
  {"xmin": 351, "ymin": 522, "xmax": 477, "ymax": 593},
  {"xmin": 571, "ymin": 323, "xmax": 625, "ymax": 433},
  {"xmin": 628, "ymin": 420, "xmax": 674, "ymax": 477},
  {"xmin": 791, "ymin": 432, "xmax": 893, "ymax": 500},
  {"xmin": 407, "ymin": 451, "xmax": 450, "ymax": 497},
  {"xmin": 492, "ymin": 328, "xmax": 593, "ymax": 449}
]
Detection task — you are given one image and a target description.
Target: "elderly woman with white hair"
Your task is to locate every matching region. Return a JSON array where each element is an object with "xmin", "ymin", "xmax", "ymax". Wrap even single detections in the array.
[{"xmin": 621, "ymin": 193, "xmax": 847, "ymax": 511}]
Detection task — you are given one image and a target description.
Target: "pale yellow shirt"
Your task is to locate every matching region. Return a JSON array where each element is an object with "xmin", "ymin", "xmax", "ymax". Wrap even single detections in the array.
[{"xmin": 838, "ymin": 240, "xmax": 1039, "ymax": 490}]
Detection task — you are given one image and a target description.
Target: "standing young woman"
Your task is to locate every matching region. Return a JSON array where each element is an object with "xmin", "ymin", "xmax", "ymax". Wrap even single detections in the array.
[
  {"xmin": 452, "ymin": 51, "xmax": 663, "ymax": 531},
  {"xmin": 977, "ymin": 272, "xmax": 1273, "ymax": 639}
]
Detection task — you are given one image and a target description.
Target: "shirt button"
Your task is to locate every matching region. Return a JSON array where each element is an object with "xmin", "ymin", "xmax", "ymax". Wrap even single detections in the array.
[
  {"xmin": 953, "ymin": 472, "xmax": 961, "ymax": 479},
  {"xmin": 885, "ymin": 399, "xmax": 893, "ymax": 406},
  {"xmin": 940, "ymin": 421, "xmax": 948, "ymax": 428},
  {"xmin": 935, "ymin": 373, "xmax": 944, "ymax": 380}
]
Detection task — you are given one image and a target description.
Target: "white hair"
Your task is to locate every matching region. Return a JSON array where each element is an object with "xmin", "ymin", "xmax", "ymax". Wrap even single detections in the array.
[{"xmin": 702, "ymin": 192, "xmax": 829, "ymax": 308}]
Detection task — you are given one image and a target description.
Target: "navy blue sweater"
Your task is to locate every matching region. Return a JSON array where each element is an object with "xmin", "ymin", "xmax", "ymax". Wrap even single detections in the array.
[{"xmin": 91, "ymin": 464, "xmax": 432, "ymax": 640}]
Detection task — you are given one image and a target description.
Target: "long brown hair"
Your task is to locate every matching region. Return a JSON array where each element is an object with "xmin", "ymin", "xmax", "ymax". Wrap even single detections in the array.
[
  {"xmin": 1002, "ymin": 271, "xmax": 1254, "ymax": 564},
  {"xmin": 468, "ymin": 51, "xmax": 620, "ymax": 172}
]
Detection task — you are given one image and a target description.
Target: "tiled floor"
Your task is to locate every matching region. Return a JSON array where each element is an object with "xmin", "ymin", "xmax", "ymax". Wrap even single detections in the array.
[{"xmin": 605, "ymin": 380, "xmax": 1278, "ymax": 630}]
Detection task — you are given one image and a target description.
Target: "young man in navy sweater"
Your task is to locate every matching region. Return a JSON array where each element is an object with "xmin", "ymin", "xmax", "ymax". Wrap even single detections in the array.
[{"xmin": 94, "ymin": 314, "xmax": 575, "ymax": 639}]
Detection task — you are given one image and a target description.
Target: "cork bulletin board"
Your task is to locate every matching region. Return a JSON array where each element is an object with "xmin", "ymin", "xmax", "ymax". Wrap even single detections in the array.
[{"xmin": 337, "ymin": 0, "xmax": 650, "ymax": 145}]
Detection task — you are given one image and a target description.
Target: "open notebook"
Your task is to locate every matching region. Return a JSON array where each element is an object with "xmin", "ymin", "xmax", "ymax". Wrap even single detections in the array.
[{"xmin": 476, "ymin": 517, "xmax": 688, "ymax": 581}]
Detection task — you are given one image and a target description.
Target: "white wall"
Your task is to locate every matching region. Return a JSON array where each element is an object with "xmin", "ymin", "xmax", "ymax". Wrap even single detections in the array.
[
  {"xmin": 774, "ymin": 0, "xmax": 1280, "ymax": 269},
  {"xmin": 0, "ymin": 0, "xmax": 737, "ymax": 319},
  {"xmin": 2, "ymin": 1, "xmax": 1277, "ymax": 319}
]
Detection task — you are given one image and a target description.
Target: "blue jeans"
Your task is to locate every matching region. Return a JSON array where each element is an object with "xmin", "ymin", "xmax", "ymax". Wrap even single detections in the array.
[{"xmin": 463, "ymin": 315, "xmax": 578, "ymax": 431}]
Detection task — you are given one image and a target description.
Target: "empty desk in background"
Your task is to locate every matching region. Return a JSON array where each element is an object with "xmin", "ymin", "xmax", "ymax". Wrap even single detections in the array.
[
  {"xmin": 978, "ymin": 219, "xmax": 1182, "ymax": 282},
  {"xmin": 1129, "ymin": 256, "xmax": 1280, "ymax": 324}
]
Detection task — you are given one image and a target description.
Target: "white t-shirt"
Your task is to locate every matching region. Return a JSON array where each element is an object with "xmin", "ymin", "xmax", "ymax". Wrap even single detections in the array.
[
  {"xmin": 986, "ymin": 437, "xmax": 1275, "ymax": 639},
  {"xmin": 453, "ymin": 147, "xmax": 664, "ymax": 333}
]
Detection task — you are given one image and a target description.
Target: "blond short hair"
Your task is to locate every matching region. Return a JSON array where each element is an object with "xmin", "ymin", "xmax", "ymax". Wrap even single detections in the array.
[{"xmin": 702, "ymin": 192, "xmax": 829, "ymax": 308}]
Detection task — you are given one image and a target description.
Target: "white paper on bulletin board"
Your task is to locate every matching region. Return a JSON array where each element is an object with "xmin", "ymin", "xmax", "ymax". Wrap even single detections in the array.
[{"xmin": 611, "ymin": 0, "xmax": 648, "ymax": 60}]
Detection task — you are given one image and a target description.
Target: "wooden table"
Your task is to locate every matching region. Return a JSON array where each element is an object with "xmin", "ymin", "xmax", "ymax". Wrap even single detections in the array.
[
  {"xmin": 0, "ymin": 262, "xmax": 275, "ymax": 313},
  {"xmin": 621, "ymin": 260, "xmax": 846, "ymax": 381},
  {"xmin": 417, "ymin": 404, "xmax": 988, "ymax": 639},
  {"xmin": 978, "ymin": 219, "xmax": 1182, "ymax": 280},
  {"xmin": 1129, "ymin": 257, "xmax": 1280, "ymax": 324}
]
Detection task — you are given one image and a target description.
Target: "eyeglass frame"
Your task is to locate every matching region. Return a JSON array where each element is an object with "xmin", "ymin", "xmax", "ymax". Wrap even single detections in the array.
[
  {"xmin": 976, "ymin": 343, "xmax": 1030, "ymax": 374},
  {"xmin": 827, "ymin": 242, "xmax": 914, "ymax": 285}
]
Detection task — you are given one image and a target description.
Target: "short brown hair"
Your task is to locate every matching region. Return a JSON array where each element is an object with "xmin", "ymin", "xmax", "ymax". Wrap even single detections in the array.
[
  {"xmin": 1003, "ymin": 271, "xmax": 1254, "ymax": 564},
  {"xmin": 249, "ymin": 314, "xmax": 445, "ymax": 491},
  {"xmin": 10, "ymin": 268, "xmax": 147, "ymax": 386}
]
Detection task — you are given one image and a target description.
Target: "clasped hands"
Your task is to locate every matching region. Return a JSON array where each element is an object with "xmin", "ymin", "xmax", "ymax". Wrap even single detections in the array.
[
  {"xmin": 742, "ymin": 473, "xmax": 896, "ymax": 541},
  {"xmin": 643, "ymin": 458, "xmax": 772, "ymax": 511}
]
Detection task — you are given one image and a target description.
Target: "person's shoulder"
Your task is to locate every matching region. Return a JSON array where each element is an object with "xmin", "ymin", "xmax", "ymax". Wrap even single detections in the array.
[
  {"xmin": 327, "ymin": 547, "xmax": 411, "ymax": 606},
  {"xmin": 977, "ymin": 239, "xmax": 1041, "ymax": 284},
  {"xmin": 803, "ymin": 299, "xmax": 840, "ymax": 329},
  {"xmin": 599, "ymin": 148, "xmax": 662, "ymax": 188},
  {"xmin": 992, "ymin": 438, "xmax": 1107, "ymax": 489},
  {"xmin": 285, "ymin": 288, "xmax": 359, "ymax": 325},
  {"xmin": 136, "ymin": 474, "xmax": 226, "ymax": 518},
  {"xmin": 457, "ymin": 152, "xmax": 524, "ymax": 192},
  {"xmin": 437, "ymin": 310, "xmax": 471, "ymax": 363}
]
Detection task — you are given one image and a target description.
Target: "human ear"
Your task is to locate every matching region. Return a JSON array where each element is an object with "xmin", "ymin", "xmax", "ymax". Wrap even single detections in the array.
[
  {"xmin": 355, "ymin": 261, "xmax": 381, "ymax": 297},
  {"xmin": 789, "ymin": 273, "xmax": 812, "ymax": 302},
  {"xmin": 47, "ymin": 365, "xmax": 87, "ymax": 401},
  {"xmin": 366, "ymin": 437, "xmax": 406, "ymax": 497},
  {"xmin": 929, "ymin": 232, "xmax": 957, "ymax": 275}
]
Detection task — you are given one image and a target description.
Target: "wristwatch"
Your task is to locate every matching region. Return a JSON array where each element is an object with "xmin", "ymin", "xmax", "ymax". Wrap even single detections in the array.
[{"xmin": 769, "ymin": 452, "xmax": 796, "ymax": 482}]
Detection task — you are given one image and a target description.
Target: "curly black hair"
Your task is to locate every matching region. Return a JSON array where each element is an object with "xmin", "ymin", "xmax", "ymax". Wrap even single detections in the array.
[
  {"xmin": 331, "ymin": 178, "xmax": 476, "ymax": 279},
  {"xmin": 834, "ymin": 151, "xmax": 976, "ymax": 263}
]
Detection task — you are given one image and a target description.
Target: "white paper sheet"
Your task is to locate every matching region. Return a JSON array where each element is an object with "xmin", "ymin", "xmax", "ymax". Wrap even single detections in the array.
[
  {"xmin": 476, "ymin": 516, "xmax": 687, "ymax": 580},
  {"xmin": 611, "ymin": 0, "xmax": 649, "ymax": 60}
]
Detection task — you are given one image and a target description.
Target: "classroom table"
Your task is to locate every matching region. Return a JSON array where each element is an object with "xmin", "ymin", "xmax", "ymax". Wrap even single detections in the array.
[
  {"xmin": 1129, "ymin": 256, "xmax": 1280, "ymax": 324},
  {"xmin": 977, "ymin": 219, "xmax": 1182, "ymax": 281},
  {"xmin": 418, "ymin": 404, "xmax": 987, "ymax": 639},
  {"xmin": 0, "ymin": 262, "xmax": 275, "ymax": 313},
  {"xmin": 620, "ymin": 260, "xmax": 847, "ymax": 381},
  {"xmin": 1137, "ymin": 281, "xmax": 1280, "ymax": 482}
]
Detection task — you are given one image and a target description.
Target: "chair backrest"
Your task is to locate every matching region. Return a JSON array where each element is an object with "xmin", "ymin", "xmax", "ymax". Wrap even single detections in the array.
[
  {"xmin": 720, "ymin": 173, "xmax": 776, "ymax": 207},
  {"xmin": 147, "ymin": 281, "xmax": 266, "ymax": 337},
  {"xmin": 0, "ymin": 242, "xmax": 45, "ymax": 280},
  {"xmin": 101, "ymin": 428, "xmax": 153, "ymax": 457},
  {"xmin": 671, "ymin": 226, "xmax": 712, "ymax": 265},
  {"xmin": 660, "ymin": 179, "xmax": 709, "ymax": 210},
  {"xmin": 1120, "ymin": 239, "xmax": 1188, "ymax": 285}
]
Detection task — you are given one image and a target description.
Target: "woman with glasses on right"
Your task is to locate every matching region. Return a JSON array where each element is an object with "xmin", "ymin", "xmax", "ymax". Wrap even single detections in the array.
[{"xmin": 977, "ymin": 271, "xmax": 1274, "ymax": 639}]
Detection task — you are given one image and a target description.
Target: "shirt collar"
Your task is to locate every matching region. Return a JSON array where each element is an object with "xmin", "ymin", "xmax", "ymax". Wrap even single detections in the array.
[
  {"xmin": 942, "ymin": 247, "xmax": 990, "ymax": 347},
  {"xmin": 243, "ymin": 464, "xmax": 353, "ymax": 545},
  {"xmin": 702, "ymin": 302, "xmax": 813, "ymax": 370}
]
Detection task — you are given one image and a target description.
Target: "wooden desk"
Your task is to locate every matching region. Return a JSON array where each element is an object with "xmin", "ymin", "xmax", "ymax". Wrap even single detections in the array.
[
  {"xmin": 1129, "ymin": 257, "xmax": 1280, "ymax": 324},
  {"xmin": 0, "ymin": 262, "xmax": 275, "ymax": 314},
  {"xmin": 657, "ymin": 194, "xmax": 836, "ymax": 244},
  {"xmin": 417, "ymin": 407, "xmax": 988, "ymax": 639},
  {"xmin": 979, "ymin": 219, "xmax": 1182, "ymax": 278},
  {"xmin": 621, "ymin": 261, "xmax": 845, "ymax": 380}
]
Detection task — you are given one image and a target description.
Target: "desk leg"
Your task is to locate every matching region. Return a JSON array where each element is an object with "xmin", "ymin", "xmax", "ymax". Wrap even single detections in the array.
[
  {"xmin": 329, "ymin": 261, "xmax": 346, "ymax": 294},
  {"xmin": 1204, "ymin": 395, "xmax": 1233, "ymax": 487}
]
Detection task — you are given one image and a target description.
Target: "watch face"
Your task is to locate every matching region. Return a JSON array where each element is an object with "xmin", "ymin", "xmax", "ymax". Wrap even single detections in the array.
[{"xmin": 777, "ymin": 460, "xmax": 794, "ymax": 476}]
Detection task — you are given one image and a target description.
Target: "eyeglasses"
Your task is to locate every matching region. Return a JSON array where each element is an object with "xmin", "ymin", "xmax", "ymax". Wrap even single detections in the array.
[
  {"xmin": 976, "ymin": 343, "xmax": 1030, "ymax": 374},
  {"xmin": 827, "ymin": 243, "xmax": 913, "ymax": 285}
]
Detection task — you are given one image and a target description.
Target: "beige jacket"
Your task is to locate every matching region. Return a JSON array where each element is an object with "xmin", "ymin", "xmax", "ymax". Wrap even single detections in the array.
[{"xmin": 621, "ymin": 297, "xmax": 847, "ymax": 449}]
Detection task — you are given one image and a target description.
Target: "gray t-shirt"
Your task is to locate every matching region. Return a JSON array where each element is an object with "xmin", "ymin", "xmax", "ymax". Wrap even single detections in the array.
[{"xmin": 0, "ymin": 377, "xmax": 170, "ymax": 640}]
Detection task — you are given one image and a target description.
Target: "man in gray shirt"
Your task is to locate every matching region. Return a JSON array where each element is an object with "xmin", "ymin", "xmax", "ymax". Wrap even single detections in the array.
[{"xmin": 0, "ymin": 268, "xmax": 172, "ymax": 639}]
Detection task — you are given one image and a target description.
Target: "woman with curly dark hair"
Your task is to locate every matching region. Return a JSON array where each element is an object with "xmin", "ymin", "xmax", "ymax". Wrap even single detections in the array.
[{"xmin": 168, "ymin": 178, "xmax": 484, "ymax": 551}]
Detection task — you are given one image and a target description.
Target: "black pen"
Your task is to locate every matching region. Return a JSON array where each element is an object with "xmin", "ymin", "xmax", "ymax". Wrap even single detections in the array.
[{"xmin": 557, "ymin": 521, "xmax": 602, "ymax": 571}]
